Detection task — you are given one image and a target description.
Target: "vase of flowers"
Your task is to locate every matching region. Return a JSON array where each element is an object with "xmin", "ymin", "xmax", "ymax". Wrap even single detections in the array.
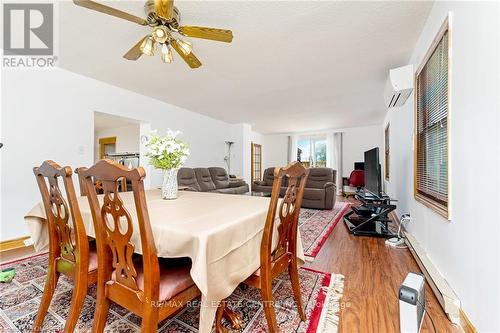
[{"xmin": 146, "ymin": 129, "xmax": 190, "ymax": 200}]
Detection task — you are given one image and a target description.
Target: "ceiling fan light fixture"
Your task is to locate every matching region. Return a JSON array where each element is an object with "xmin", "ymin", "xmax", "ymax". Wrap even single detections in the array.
[
  {"xmin": 176, "ymin": 38, "xmax": 192, "ymax": 55},
  {"xmin": 161, "ymin": 43, "xmax": 173, "ymax": 63},
  {"xmin": 140, "ymin": 36, "xmax": 156, "ymax": 56},
  {"xmin": 152, "ymin": 26, "xmax": 169, "ymax": 43},
  {"xmin": 73, "ymin": 0, "xmax": 233, "ymax": 69}
]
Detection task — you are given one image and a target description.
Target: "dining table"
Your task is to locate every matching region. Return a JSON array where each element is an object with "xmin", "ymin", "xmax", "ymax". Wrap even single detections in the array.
[{"xmin": 25, "ymin": 189, "xmax": 305, "ymax": 333}]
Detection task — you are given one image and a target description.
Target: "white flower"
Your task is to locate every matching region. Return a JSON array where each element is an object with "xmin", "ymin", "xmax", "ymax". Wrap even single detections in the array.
[
  {"xmin": 145, "ymin": 129, "xmax": 189, "ymax": 170},
  {"xmin": 166, "ymin": 128, "xmax": 182, "ymax": 139}
]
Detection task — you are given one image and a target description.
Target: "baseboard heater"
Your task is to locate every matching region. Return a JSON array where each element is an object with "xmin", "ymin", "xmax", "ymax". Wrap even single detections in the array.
[{"xmin": 404, "ymin": 232, "xmax": 461, "ymax": 325}]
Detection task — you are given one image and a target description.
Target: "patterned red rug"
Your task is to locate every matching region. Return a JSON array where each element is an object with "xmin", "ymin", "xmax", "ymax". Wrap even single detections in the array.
[
  {"xmin": 299, "ymin": 202, "xmax": 351, "ymax": 260},
  {"xmin": 0, "ymin": 253, "xmax": 344, "ymax": 333}
]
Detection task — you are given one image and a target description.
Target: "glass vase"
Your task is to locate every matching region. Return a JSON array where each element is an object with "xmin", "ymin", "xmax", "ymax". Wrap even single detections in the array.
[{"xmin": 161, "ymin": 168, "xmax": 178, "ymax": 200}]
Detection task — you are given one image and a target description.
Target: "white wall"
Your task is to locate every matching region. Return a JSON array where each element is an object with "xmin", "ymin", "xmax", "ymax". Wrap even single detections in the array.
[
  {"xmin": 228, "ymin": 123, "xmax": 253, "ymax": 184},
  {"xmin": 248, "ymin": 132, "xmax": 289, "ymax": 172},
  {"xmin": 234, "ymin": 131, "xmax": 289, "ymax": 182},
  {"xmin": 341, "ymin": 125, "xmax": 383, "ymax": 177},
  {"xmin": 383, "ymin": 2, "xmax": 500, "ymax": 331},
  {"xmin": 1, "ymin": 68, "xmax": 234, "ymax": 241},
  {"xmin": 262, "ymin": 134, "xmax": 289, "ymax": 170},
  {"xmin": 93, "ymin": 124, "xmax": 141, "ymax": 163}
]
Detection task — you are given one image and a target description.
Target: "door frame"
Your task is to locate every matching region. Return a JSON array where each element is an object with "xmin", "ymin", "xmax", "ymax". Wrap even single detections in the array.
[
  {"xmin": 99, "ymin": 136, "xmax": 116, "ymax": 159},
  {"xmin": 251, "ymin": 143, "xmax": 262, "ymax": 182}
]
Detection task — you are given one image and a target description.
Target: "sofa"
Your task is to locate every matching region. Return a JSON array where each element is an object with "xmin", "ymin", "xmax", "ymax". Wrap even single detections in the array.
[
  {"xmin": 177, "ymin": 167, "xmax": 249, "ymax": 194},
  {"xmin": 252, "ymin": 167, "xmax": 337, "ymax": 209}
]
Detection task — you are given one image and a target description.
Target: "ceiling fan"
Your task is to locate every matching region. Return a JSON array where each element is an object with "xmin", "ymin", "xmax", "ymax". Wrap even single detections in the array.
[{"xmin": 73, "ymin": 0, "xmax": 233, "ymax": 69}]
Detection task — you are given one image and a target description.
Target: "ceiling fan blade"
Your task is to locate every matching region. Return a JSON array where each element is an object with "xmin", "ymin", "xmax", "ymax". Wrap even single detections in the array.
[
  {"xmin": 123, "ymin": 36, "xmax": 149, "ymax": 60},
  {"xmin": 154, "ymin": 0, "xmax": 174, "ymax": 20},
  {"xmin": 170, "ymin": 39, "xmax": 202, "ymax": 69},
  {"xmin": 73, "ymin": 0, "xmax": 148, "ymax": 25},
  {"xmin": 178, "ymin": 26, "xmax": 233, "ymax": 43}
]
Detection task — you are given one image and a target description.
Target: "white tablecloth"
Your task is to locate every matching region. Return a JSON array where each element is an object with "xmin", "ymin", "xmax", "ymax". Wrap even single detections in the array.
[{"xmin": 25, "ymin": 189, "xmax": 305, "ymax": 333}]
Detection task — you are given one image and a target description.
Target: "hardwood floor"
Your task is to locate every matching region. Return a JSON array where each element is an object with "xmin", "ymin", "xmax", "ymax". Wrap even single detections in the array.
[{"xmin": 306, "ymin": 195, "xmax": 462, "ymax": 333}]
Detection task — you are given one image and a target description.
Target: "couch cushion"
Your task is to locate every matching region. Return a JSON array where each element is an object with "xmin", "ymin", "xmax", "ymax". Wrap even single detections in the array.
[
  {"xmin": 88, "ymin": 245, "xmax": 98, "ymax": 272},
  {"xmin": 306, "ymin": 168, "xmax": 334, "ymax": 189},
  {"xmin": 194, "ymin": 168, "xmax": 217, "ymax": 192},
  {"xmin": 302, "ymin": 198, "xmax": 325, "ymax": 210},
  {"xmin": 279, "ymin": 186, "xmax": 288, "ymax": 197},
  {"xmin": 233, "ymin": 184, "xmax": 249, "ymax": 194},
  {"xmin": 252, "ymin": 183, "xmax": 272, "ymax": 193},
  {"xmin": 262, "ymin": 167, "xmax": 276, "ymax": 186},
  {"xmin": 213, "ymin": 188, "xmax": 237, "ymax": 194},
  {"xmin": 229, "ymin": 180, "xmax": 246, "ymax": 188},
  {"xmin": 208, "ymin": 167, "xmax": 230, "ymax": 189},
  {"xmin": 262, "ymin": 167, "xmax": 289, "ymax": 187},
  {"xmin": 303, "ymin": 187, "xmax": 326, "ymax": 201},
  {"xmin": 177, "ymin": 168, "xmax": 201, "ymax": 191}
]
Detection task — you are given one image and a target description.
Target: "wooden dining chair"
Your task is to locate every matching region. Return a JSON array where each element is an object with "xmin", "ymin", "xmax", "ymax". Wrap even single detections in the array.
[
  {"xmin": 78, "ymin": 159, "xmax": 200, "ymax": 333},
  {"xmin": 32, "ymin": 160, "xmax": 98, "ymax": 333},
  {"xmin": 240, "ymin": 161, "xmax": 309, "ymax": 333}
]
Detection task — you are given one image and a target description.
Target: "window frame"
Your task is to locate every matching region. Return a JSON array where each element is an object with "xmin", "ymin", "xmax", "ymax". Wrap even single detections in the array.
[{"xmin": 413, "ymin": 16, "xmax": 451, "ymax": 219}]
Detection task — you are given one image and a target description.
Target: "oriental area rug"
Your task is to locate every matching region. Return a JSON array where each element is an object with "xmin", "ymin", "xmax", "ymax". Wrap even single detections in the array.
[
  {"xmin": 299, "ymin": 203, "xmax": 350, "ymax": 260},
  {"xmin": 0, "ymin": 253, "xmax": 344, "ymax": 333}
]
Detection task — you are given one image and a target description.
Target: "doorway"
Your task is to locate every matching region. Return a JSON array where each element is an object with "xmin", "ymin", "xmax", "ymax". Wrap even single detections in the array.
[
  {"xmin": 93, "ymin": 112, "xmax": 141, "ymax": 167},
  {"xmin": 251, "ymin": 143, "xmax": 262, "ymax": 181},
  {"xmin": 99, "ymin": 136, "xmax": 116, "ymax": 159}
]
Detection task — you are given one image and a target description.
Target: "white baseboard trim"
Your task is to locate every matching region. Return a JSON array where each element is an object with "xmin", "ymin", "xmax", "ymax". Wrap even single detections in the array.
[{"xmin": 404, "ymin": 232, "xmax": 461, "ymax": 325}]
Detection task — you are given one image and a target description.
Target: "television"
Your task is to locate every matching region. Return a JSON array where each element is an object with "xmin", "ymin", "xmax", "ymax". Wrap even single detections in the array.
[{"xmin": 364, "ymin": 148, "xmax": 382, "ymax": 196}]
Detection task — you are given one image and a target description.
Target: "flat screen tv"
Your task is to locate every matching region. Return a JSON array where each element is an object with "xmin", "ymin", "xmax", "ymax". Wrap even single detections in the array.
[{"xmin": 364, "ymin": 147, "xmax": 381, "ymax": 196}]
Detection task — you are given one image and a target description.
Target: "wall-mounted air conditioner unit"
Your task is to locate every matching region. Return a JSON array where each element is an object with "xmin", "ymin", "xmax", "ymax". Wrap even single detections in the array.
[{"xmin": 384, "ymin": 64, "xmax": 414, "ymax": 109}]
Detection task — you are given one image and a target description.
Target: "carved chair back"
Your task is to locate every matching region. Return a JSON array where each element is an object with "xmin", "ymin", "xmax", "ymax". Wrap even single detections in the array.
[
  {"xmin": 261, "ymin": 162, "xmax": 309, "ymax": 269},
  {"xmin": 78, "ymin": 174, "xmax": 125, "ymax": 196},
  {"xmin": 33, "ymin": 160, "xmax": 89, "ymax": 274},
  {"xmin": 77, "ymin": 159, "xmax": 160, "ymax": 303}
]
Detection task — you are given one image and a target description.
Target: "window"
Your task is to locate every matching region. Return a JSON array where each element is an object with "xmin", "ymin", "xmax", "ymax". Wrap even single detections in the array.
[
  {"xmin": 414, "ymin": 19, "xmax": 450, "ymax": 218},
  {"xmin": 385, "ymin": 124, "xmax": 390, "ymax": 180},
  {"xmin": 297, "ymin": 136, "xmax": 326, "ymax": 168},
  {"xmin": 251, "ymin": 143, "xmax": 262, "ymax": 181}
]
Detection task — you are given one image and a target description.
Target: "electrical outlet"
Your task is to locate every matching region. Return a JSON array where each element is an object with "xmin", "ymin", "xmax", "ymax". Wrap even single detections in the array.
[
  {"xmin": 386, "ymin": 237, "xmax": 406, "ymax": 247},
  {"xmin": 24, "ymin": 238, "xmax": 34, "ymax": 246}
]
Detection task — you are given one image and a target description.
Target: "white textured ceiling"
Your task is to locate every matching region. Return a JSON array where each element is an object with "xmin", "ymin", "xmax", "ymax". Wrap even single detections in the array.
[{"xmin": 59, "ymin": 1, "xmax": 432, "ymax": 134}]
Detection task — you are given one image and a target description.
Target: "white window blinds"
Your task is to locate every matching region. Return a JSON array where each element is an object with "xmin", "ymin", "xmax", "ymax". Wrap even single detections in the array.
[{"xmin": 415, "ymin": 29, "xmax": 449, "ymax": 212}]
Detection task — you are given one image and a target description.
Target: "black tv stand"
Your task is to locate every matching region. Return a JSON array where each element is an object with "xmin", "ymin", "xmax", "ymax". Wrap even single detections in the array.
[{"xmin": 343, "ymin": 189, "xmax": 397, "ymax": 238}]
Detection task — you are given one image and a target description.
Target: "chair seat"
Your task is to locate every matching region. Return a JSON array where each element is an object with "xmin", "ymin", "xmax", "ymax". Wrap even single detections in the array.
[
  {"xmin": 112, "ymin": 257, "xmax": 195, "ymax": 301},
  {"xmin": 88, "ymin": 247, "xmax": 98, "ymax": 272}
]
